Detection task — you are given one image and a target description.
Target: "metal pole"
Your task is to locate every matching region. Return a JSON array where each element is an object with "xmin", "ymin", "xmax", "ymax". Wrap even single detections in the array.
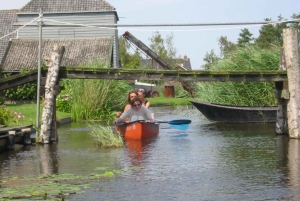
[{"xmin": 36, "ymin": 10, "xmax": 43, "ymax": 138}]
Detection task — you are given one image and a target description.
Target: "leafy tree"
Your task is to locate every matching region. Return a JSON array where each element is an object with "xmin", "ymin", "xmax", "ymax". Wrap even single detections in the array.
[
  {"xmin": 202, "ymin": 50, "xmax": 220, "ymax": 70},
  {"xmin": 118, "ymin": 36, "xmax": 141, "ymax": 69},
  {"xmin": 290, "ymin": 13, "xmax": 300, "ymax": 45},
  {"xmin": 218, "ymin": 36, "xmax": 236, "ymax": 57},
  {"xmin": 237, "ymin": 28, "xmax": 254, "ymax": 46},
  {"xmin": 148, "ymin": 31, "xmax": 178, "ymax": 69},
  {"xmin": 255, "ymin": 16, "xmax": 288, "ymax": 48}
]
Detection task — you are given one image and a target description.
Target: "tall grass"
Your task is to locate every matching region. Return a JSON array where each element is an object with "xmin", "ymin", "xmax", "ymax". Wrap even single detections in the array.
[
  {"xmin": 61, "ymin": 62, "xmax": 131, "ymax": 121},
  {"xmin": 196, "ymin": 45, "xmax": 280, "ymax": 106},
  {"xmin": 88, "ymin": 123, "xmax": 124, "ymax": 148}
]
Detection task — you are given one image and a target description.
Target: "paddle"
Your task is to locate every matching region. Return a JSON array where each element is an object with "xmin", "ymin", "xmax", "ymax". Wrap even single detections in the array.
[
  {"xmin": 155, "ymin": 119, "xmax": 192, "ymax": 130},
  {"xmin": 115, "ymin": 119, "xmax": 192, "ymax": 130}
]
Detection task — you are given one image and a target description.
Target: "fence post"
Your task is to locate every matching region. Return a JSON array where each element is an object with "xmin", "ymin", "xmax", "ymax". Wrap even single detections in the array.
[{"xmin": 283, "ymin": 28, "xmax": 300, "ymax": 138}]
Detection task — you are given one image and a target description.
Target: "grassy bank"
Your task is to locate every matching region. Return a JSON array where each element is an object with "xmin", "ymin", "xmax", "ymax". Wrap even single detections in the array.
[
  {"xmin": 5, "ymin": 104, "xmax": 71, "ymax": 126},
  {"xmin": 148, "ymin": 97, "xmax": 191, "ymax": 106},
  {"xmin": 3, "ymin": 97, "xmax": 191, "ymax": 126}
]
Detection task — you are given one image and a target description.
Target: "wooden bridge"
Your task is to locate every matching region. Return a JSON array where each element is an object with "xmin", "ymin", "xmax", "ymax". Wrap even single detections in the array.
[
  {"xmin": 0, "ymin": 28, "xmax": 299, "ymax": 142},
  {"xmin": 0, "ymin": 67, "xmax": 287, "ymax": 91}
]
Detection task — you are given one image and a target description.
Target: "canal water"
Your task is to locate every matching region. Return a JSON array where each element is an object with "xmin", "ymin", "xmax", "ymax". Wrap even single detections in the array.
[{"xmin": 1, "ymin": 106, "xmax": 300, "ymax": 201}]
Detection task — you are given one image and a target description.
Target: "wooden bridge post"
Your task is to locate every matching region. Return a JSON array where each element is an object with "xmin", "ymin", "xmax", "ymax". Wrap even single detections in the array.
[
  {"xmin": 39, "ymin": 45, "xmax": 65, "ymax": 144},
  {"xmin": 283, "ymin": 28, "xmax": 300, "ymax": 138},
  {"xmin": 276, "ymin": 48, "xmax": 288, "ymax": 134}
]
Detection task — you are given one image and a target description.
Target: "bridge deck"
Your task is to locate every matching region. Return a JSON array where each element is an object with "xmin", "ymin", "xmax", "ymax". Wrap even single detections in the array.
[{"xmin": 0, "ymin": 67, "xmax": 287, "ymax": 91}]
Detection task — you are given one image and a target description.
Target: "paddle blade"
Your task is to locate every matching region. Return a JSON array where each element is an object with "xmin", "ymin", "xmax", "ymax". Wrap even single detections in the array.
[
  {"xmin": 168, "ymin": 119, "xmax": 192, "ymax": 125},
  {"xmin": 169, "ymin": 123, "xmax": 189, "ymax": 130}
]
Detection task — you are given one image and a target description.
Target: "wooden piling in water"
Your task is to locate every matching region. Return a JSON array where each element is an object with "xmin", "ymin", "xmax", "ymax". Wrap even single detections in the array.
[
  {"xmin": 276, "ymin": 48, "xmax": 288, "ymax": 134},
  {"xmin": 282, "ymin": 28, "xmax": 300, "ymax": 138},
  {"xmin": 39, "ymin": 45, "xmax": 65, "ymax": 144}
]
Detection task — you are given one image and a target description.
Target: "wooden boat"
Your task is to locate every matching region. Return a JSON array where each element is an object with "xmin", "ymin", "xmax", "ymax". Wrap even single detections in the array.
[
  {"xmin": 116, "ymin": 121, "xmax": 159, "ymax": 139},
  {"xmin": 190, "ymin": 100, "xmax": 278, "ymax": 123}
]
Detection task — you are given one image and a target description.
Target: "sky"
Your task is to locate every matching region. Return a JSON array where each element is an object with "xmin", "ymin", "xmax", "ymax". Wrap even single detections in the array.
[{"xmin": 1, "ymin": 0, "xmax": 300, "ymax": 69}]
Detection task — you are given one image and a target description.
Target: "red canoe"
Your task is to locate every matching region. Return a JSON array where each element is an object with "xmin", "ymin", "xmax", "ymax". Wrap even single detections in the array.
[{"xmin": 116, "ymin": 121, "xmax": 159, "ymax": 139}]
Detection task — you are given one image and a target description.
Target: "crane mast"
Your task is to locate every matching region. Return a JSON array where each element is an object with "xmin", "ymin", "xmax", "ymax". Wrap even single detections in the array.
[{"xmin": 123, "ymin": 31, "xmax": 196, "ymax": 97}]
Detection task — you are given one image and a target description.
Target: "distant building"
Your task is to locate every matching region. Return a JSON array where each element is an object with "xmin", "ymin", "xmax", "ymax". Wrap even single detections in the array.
[
  {"xmin": 0, "ymin": 0, "xmax": 120, "ymax": 72},
  {"xmin": 0, "ymin": 10, "xmax": 18, "ymax": 65}
]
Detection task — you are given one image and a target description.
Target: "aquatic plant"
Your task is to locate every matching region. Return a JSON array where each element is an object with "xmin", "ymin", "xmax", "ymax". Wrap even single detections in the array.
[
  {"xmin": 88, "ymin": 123, "xmax": 124, "ymax": 148},
  {"xmin": 0, "ymin": 171, "xmax": 122, "ymax": 201}
]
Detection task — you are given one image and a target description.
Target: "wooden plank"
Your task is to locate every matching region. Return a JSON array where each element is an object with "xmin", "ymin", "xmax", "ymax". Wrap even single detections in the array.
[
  {"xmin": 0, "ymin": 125, "xmax": 33, "ymax": 134},
  {"xmin": 0, "ymin": 67, "xmax": 288, "ymax": 91}
]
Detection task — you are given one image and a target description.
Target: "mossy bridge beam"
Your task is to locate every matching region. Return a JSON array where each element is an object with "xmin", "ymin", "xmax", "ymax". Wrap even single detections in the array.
[{"xmin": 0, "ymin": 68, "xmax": 287, "ymax": 91}]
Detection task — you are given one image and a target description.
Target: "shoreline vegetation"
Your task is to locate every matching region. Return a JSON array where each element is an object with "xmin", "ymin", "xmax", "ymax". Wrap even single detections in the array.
[{"xmin": 3, "ymin": 97, "xmax": 191, "ymax": 127}]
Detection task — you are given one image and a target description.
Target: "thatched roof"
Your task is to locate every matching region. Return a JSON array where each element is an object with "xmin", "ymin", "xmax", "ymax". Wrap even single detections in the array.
[
  {"xmin": 1, "ymin": 37, "xmax": 113, "ymax": 71},
  {"xmin": 20, "ymin": 0, "xmax": 116, "ymax": 13},
  {"xmin": 0, "ymin": 10, "xmax": 18, "ymax": 64}
]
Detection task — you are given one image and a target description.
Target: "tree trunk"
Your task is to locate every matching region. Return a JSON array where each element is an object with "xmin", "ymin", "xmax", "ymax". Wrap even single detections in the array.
[
  {"xmin": 39, "ymin": 45, "xmax": 65, "ymax": 144},
  {"xmin": 283, "ymin": 28, "xmax": 300, "ymax": 138}
]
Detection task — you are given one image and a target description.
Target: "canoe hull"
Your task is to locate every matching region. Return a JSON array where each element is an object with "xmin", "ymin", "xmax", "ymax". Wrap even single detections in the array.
[
  {"xmin": 116, "ymin": 121, "xmax": 159, "ymax": 139},
  {"xmin": 190, "ymin": 100, "xmax": 278, "ymax": 123}
]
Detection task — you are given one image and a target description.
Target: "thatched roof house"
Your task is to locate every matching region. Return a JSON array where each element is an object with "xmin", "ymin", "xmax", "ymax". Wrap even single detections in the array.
[
  {"xmin": 1, "ymin": 38, "xmax": 113, "ymax": 72},
  {"xmin": 19, "ymin": 0, "xmax": 115, "ymax": 13},
  {"xmin": 0, "ymin": 10, "xmax": 18, "ymax": 64},
  {"xmin": 0, "ymin": 0, "xmax": 120, "ymax": 72}
]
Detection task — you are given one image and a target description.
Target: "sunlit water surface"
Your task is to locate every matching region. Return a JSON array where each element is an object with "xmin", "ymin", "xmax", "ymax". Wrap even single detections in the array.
[{"xmin": 1, "ymin": 106, "xmax": 300, "ymax": 201}]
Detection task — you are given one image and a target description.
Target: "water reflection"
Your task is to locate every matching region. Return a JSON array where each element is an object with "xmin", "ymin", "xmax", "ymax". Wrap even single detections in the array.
[
  {"xmin": 37, "ymin": 144, "xmax": 59, "ymax": 175},
  {"xmin": 124, "ymin": 139, "xmax": 154, "ymax": 167},
  {"xmin": 1, "ymin": 106, "xmax": 300, "ymax": 200},
  {"xmin": 276, "ymin": 136, "xmax": 300, "ymax": 200}
]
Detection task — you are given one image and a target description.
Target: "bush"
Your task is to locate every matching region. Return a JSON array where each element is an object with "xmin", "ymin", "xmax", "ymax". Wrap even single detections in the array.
[
  {"xmin": 0, "ymin": 96, "xmax": 4, "ymax": 105},
  {"xmin": 4, "ymin": 83, "xmax": 37, "ymax": 101},
  {"xmin": 56, "ymin": 91, "xmax": 72, "ymax": 113},
  {"xmin": 0, "ymin": 105, "xmax": 16, "ymax": 125},
  {"xmin": 2, "ymin": 69, "xmax": 37, "ymax": 101}
]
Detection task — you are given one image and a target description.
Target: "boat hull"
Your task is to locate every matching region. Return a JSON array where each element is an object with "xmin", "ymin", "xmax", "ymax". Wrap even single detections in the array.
[
  {"xmin": 116, "ymin": 121, "xmax": 159, "ymax": 139},
  {"xmin": 190, "ymin": 100, "xmax": 278, "ymax": 123}
]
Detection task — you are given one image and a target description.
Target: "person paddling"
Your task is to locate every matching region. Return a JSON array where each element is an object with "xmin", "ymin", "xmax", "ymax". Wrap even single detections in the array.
[
  {"xmin": 117, "ymin": 90, "xmax": 138, "ymax": 117},
  {"xmin": 114, "ymin": 96, "xmax": 154, "ymax": 123}
]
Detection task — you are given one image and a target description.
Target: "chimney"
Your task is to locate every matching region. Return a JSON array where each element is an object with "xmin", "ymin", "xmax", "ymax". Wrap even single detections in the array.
[{"xmin": 184, "ymin": 55, "xmax": 188, "ymax": 60}]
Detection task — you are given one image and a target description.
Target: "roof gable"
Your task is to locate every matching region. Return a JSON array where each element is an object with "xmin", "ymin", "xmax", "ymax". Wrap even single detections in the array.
[
  {"xmin": 20, "ymin": 0, "xmax": 115, "ymax": 13},
  {"xmin": 0, "ymin": 10, "xmax": 18, "ymax": 64},
  {"xmin": 2, "ymin": 38, "xmax": 113, "ymax": 71}
]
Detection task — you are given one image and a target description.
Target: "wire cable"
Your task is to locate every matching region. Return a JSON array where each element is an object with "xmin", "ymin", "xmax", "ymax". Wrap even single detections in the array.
[
  {"xmin": 0, "ymin": 16, "xmax": 41, "ymax": 40},
  {"xmin": 42, "ymin": 18, "xmax": 300, "ymax": 32}
]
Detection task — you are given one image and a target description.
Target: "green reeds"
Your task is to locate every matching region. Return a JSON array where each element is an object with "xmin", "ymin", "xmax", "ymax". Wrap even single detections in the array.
[
  {"xmin": 196, "ymin": 45, "xmax": 280, "ymax": 106},
  {"xmin": 88, "ymin": 123, "xmax": 124, "ymax": 148},
  {"xmin": 60, "ymin": 61, "xmax": 131, "ymax": 121}
]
